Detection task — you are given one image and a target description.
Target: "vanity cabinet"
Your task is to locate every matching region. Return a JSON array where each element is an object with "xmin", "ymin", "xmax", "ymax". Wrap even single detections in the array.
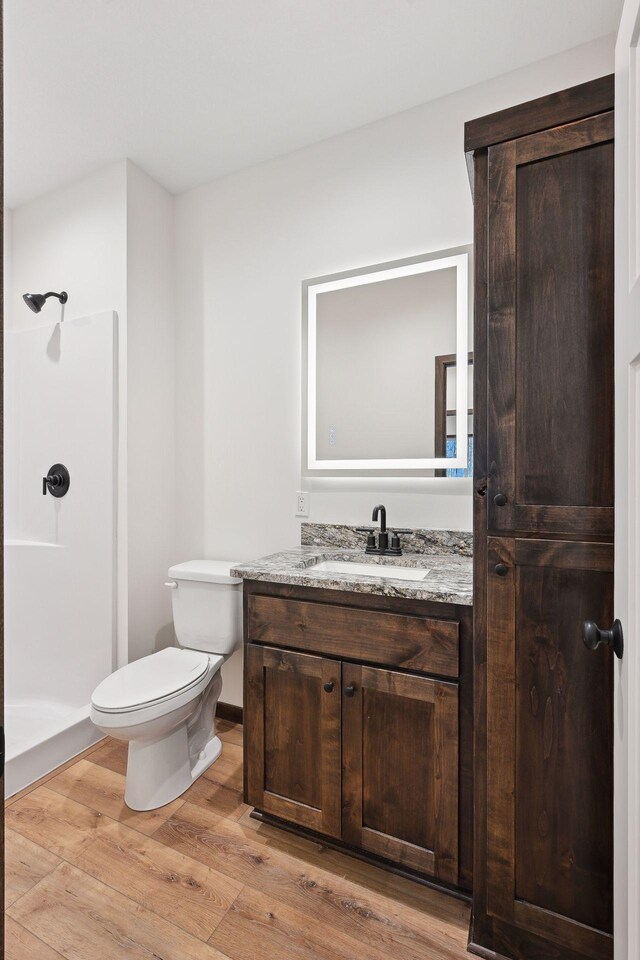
[
  {"xmin": 245, "ymin": 645, "xmax": 342, "ymax": 839},
  {"xmin": 243, "ymin": 580, "xmax": 472, "ymax": 891},
  {"xmin": 467, "ymin": 75, "xmax": 615, "ymax": 960},
  {"xmin": 341, "ymin": 663, "xmax": 458, "ymax": 884}
]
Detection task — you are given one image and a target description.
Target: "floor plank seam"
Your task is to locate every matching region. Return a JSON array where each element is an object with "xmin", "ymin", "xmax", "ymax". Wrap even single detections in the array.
[{"xmin": 6, "ymin": 917, "xmax": 67, "ymax": 960}]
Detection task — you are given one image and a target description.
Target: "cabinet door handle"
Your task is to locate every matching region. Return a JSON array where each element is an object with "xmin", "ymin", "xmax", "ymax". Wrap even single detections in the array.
[
  {"xmin": 345, "ymin": 684, "xmax": 356, "ymax": 698},
  {"xmin": 493, "ymin": 493, "xmax": 507, "ymax": 507},
  {"xmin": 323, "ymin": 681, "xmax": 334, "ymax": 693},
  {"xmin": 494, "ymin": 563, "xmax": 508, "ymax": 577},
  {"xmin": 582, "ymin": 619, "xmax": 624, "ymax": 659}
]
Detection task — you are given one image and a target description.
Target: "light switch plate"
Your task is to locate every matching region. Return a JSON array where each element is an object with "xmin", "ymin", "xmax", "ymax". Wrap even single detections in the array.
[{"xmin": 295, "ymin": 490, "xmax": 309, "ymax": 517}]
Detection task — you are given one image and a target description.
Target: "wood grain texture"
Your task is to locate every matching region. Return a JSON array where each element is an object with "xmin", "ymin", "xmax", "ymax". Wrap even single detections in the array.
[
  {"xmin": 5, "ymin": 829, "xmax": 61, "ymax": 908},
  {"xmin": 248, "ymin": 594, "xmax": 460, "ymax": 677},
  {"xmin": 5, "ymin": 787, "xmax": 110, "ymax": 861},
  {"xmin": 73, "ymin": 819, "xmax": 243, "ymax": 939},
  {"xmin": 471, "ymin": 76, "xmax": 615, "ymax": 960},
  {"xmin": 155, "ymin": 801, "xmax": 469, "ymax": 960},
  {"xmin": 5, "ymin": 918, "xmax": 64, "ymax": 960},
  {"xmin": 4, "ymin": 727, "xmax": 471, "ymax": 960},
  {"xmin": 245, "ymin": 644, "xmax": 342, "ymax": 838},
  {"xmin": 209, "ymin": 885, "xmax": 392, "ymax": 960},
  {"xmin": 341, "ymin": 664, "xmax": 458, "ymax": 885},
  {"xmin": 243, "ymin": 578, "xmax": 473, "ymax": 890},
  {"xmin": 515, "ymin": 110, "xmax": 613, "ymax": 164},
  {"xmin": 8, "ymin": 861, "xmax": 231, "ymax": 960},
  {"xmin": 464, "ymin": 74, "xmax": 614, "ymax": 152},
  {"xmin": 487, "ymin": 113, "xmax": 614, "ymax": 539},
  {"xmin": 486, "ymin": 537, "xmax": 613, "ymax": 960}
]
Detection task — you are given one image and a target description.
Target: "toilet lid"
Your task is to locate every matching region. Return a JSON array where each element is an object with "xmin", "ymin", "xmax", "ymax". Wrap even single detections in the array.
[{"xmin": 91, "ymin": 647, "xmax": 212, "ymax": 712}]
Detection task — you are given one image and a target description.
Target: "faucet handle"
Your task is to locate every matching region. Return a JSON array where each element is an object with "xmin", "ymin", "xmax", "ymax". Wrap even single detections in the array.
[
  {"xmin": 391, "ymin": 528, "xmax": 413, "ymax": 535},
  {"xmin": 356, "ymin": 527, "xmax": 377, "ymax": 551}
]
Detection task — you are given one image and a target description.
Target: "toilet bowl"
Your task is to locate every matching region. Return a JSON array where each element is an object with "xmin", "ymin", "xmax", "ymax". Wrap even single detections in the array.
[{"xmin": 90, "ymin": 560, "xmax": 242, "ymax": 811}]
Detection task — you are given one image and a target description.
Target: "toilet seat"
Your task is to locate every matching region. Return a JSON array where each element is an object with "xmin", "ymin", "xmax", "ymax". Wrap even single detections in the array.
[{"xmin": 91, "ymin": 648, "xmax": 222, "ymax": 714}]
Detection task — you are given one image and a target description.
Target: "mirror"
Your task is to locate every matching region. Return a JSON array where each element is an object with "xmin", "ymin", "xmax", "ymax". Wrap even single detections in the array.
[{"xmin": 302, "ymin": 245, "xmax": 472, "ymax": 475}]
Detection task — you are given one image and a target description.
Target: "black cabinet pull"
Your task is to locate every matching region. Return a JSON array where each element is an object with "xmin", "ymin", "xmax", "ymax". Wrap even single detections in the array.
[
  {"xmin": 493, "ymin": 493, "xmax": 507, "ymax": 507},
  {"xmin": 345, "ymin": 684, "xmax": 356, "ymax": 698},
  {"xmin": 582, "ymin": 620, "xmax": 624, "ymax": 659},
  {"xmin": 323, "ymin": 681, "xmax": 334, "ymax": 693},
  {"xmin": 495, "ymin": 563, "xmax": 508, "ymax": 577}
]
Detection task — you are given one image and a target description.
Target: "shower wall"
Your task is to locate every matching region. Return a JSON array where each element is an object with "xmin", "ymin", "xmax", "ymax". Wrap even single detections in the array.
[{"xmin": 4, "ymin": 311, "xmax": 117, "ymax": 794}]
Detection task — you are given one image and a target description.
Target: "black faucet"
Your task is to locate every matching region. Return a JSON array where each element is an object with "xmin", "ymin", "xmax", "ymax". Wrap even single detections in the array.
[{"xmin": 356, "ymin": 505, "xmax": 412, "ymax": 556}]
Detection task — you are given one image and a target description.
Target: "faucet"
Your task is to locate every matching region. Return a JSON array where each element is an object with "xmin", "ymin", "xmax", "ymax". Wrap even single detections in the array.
[
  {"xmin": 356, "ymin": 504, "xmax": 412, "ymax": 556},
  {"xmin": 372, "ymin": 504, "xmax": 388, "ymax": 553}
]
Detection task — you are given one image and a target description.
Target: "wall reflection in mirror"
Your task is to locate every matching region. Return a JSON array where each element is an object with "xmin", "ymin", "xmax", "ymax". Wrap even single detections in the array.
[{"xmin": 302, "ymin": 245, "xmax": 473, "ymax": 475}]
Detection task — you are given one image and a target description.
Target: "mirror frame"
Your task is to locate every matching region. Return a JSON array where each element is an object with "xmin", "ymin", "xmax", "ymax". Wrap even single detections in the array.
[{"xmin": 302, "ymin": 245, "xmax": 472, "ymax": 475}]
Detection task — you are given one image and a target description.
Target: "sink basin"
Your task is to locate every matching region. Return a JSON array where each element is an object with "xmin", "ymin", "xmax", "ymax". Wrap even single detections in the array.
[{"xmin": 309, "ymin": 560, "xmax": 430, "ymax": 582}]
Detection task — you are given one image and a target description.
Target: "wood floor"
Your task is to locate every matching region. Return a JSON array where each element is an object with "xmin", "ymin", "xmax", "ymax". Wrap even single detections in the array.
[{"xmin": 4, "ymin": 719, "xmax": 471, "ymax": 959}]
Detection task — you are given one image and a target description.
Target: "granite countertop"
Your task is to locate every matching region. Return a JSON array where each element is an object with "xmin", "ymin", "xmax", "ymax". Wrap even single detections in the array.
[{"xmin": 231, "ymin": 545, "xmax": 473, "ymax": 606}]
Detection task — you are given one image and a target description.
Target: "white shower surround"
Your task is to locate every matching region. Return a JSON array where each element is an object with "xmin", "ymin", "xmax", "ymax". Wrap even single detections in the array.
[{"xmin": 4, "ymin": 311, "xmax": 118, "ymax": 796}]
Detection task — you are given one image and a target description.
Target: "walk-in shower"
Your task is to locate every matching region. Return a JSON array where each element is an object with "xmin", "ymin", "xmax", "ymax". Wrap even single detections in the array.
[{"xmin": 4, "ymin": 310, "xmax": 118, "ymax": 795}]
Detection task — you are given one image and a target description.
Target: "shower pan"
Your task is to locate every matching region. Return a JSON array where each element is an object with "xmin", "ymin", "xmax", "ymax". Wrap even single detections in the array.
[{"xmin": 4, "ymin": 311, "xmax": 118, "ymax": 795}]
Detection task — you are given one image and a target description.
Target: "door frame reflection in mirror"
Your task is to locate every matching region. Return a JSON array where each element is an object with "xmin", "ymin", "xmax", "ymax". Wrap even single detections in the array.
[{"xmin": 302, "ymin": 245, "xmax": 472, "ymax": 475}]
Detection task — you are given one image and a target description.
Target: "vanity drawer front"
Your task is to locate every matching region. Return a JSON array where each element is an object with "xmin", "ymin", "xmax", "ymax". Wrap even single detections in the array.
[{"xmin": 247, "ymin": 595, "xmax": 459, "ymax": 678}]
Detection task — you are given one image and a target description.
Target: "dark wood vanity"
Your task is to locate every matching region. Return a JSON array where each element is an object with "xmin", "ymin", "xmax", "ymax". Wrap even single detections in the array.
[{"xmin": 242, "ymin": 578, "xmax": 473, "ymax": 893}]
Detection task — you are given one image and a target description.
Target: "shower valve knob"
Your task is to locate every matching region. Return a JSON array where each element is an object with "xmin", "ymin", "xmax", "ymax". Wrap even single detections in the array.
[{"xmin": 42, "ymin": 463, "xmax": 71, "ymax": 498}]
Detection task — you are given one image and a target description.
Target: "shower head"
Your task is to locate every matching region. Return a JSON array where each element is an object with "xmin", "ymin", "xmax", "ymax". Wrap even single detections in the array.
[{"xmin": 23, "ymin": 291, "xmax": 68, "ymax": 314}]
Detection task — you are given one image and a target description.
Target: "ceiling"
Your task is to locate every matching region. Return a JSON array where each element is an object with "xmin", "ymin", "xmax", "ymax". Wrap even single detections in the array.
[{"xmin": 5, "ymin": 0, "xmax": 621, "ymax": 209}]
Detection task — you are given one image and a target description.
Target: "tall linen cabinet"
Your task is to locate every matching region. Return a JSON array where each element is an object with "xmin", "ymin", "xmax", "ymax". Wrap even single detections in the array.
[{"xmin": 465, "ymin": 76, "xmax": 616, "ymax": 960}]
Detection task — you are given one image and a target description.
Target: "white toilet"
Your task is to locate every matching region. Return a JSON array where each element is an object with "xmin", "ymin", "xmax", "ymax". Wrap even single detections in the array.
[{"xmin": 90, "ymin": 560, "xmax": 242, "ymax": 811}]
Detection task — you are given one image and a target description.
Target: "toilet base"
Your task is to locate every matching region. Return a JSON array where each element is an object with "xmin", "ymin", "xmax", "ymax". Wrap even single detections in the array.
[{"xmin": 125, "ymin": 728, "xmax": 223, "ymax": 811}]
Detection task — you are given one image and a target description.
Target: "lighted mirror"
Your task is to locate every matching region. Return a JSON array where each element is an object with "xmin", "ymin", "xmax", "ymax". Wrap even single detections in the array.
[{"xmin": 302, "ymin": 245, "xmax": 472, "ymax": 475}]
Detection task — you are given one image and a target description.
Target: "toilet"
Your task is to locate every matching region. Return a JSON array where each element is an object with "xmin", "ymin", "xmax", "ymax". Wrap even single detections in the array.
[{"xmin": 90, "ymin": 559, "xmax": 242, "ymax": 811}]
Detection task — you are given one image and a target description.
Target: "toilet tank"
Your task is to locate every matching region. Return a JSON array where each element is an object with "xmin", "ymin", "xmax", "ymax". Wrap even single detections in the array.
[{"xmin": 167, "ymin": 560, "xmax": 243, "ymax": 655}]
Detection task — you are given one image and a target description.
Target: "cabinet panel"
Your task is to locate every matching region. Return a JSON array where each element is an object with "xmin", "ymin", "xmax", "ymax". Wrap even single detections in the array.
[
  {"xmin": 486, "ymin": 538, "xmax": 613, "ymax": 959},
  {"xmin": 245, "ymin": 644, "xmax": 342, "ymax": 838},
  {"xmin": 487, "ymin": 113, "xmax": 614, "ymax": 537},
  {"xmin": 342, "ymin": 663, "xmax": 458, "ymax": 884},
  {"xmin": 247, "ymin": 594, "xmax": 460, "ymax": 677}
]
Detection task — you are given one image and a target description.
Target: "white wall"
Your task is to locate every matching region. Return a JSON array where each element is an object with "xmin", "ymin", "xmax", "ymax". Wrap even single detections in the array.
[
  {"xmin": 174, "ymin": 34, "xmax": 614, "ymax": 706},
  {"xmin": 125, "ymin": 161, "xmax": 176, "ymax": 662}
]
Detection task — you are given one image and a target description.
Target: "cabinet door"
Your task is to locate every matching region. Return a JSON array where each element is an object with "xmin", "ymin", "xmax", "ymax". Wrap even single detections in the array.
[
  {"xmin": 245, "ymin": 644, "xmax": 341, "ymax": 838},
  {"xmin": 342, "ymin": 663, "xmax": 459, "ymax": 884},
  {"xmin": 487, "ymin": 537, "xmax": 613, "ymax": 960},
  {"xmin": 487, "ymin": 112, "xmax": 614, "ymax": 537}
]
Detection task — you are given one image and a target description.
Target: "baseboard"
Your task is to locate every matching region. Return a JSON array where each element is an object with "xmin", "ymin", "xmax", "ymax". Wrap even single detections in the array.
[{"xmin": 216, "ymin": 701, "xmax": 243, "ymax": 724}]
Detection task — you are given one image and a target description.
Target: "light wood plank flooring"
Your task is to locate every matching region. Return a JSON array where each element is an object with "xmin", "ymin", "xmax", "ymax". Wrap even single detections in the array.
[{"xmin": 4, "ymin": 719, "xmax": 471, "ymax": 959}]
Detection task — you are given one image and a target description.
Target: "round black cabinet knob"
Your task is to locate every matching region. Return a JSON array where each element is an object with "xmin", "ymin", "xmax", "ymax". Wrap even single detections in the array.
[
  {"xmin": 323, "ymin": 681, "xmax": 334, "ymax": 693},
  {"xmin": 345, "ymin": 684, "xmax": 356, "ymax": 698},
  {"xmin": 494, "ymin": 563, "xmax": 509, "ymax": 577},
  {"xmin": 582, "ymin": 620, "xmax": 624, "ymax": 659},
  {"xmin": 493, "ymin": 493, "xmax": 508, "ymax": 507}
]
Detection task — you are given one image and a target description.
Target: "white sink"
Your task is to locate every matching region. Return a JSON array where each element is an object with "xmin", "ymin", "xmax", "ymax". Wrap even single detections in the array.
[{"xmin": 309, "ymin": 560, "xmax": 430, "ymax": 582}]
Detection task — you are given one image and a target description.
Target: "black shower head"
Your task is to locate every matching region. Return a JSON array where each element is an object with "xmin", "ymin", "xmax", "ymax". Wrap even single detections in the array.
[{"xmin": 23, "ymin": 291, "xmax": 68, "ymax": 314}]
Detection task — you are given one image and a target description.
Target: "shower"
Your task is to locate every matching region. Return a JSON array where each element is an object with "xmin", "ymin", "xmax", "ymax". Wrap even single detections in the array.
[{"xmin": 23, "ymin": 290, "xmax": 68, "ymax": 313}]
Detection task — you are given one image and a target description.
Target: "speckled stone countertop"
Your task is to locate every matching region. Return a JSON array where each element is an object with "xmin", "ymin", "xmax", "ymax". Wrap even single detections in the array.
[{"xmin": 231, "ymin": 545, "xmax": 473, "ymax": 606}]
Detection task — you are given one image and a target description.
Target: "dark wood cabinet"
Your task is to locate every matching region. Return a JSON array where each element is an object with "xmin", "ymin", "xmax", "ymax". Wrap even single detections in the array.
[
  {"xmin": 342, "ymin": 663, "xmax": 459, "ymax": 885},
  {"xmin": 467, "ymin": 76, "xmax": 615, "ymax": 960},
  {"xmin": 243, "ymin": 580, "xmax": 472, "ymax": 891},
  {"xmin": 486, "ymin": 110, "xmax": 614, "ymax": 539},
  {"xmin": 487, "ymin": 538, "xmax": 613, "ymax": 958},
  {"xmin": 245, "ymin": 644, "xmax": 342, "ymax": 838}
]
